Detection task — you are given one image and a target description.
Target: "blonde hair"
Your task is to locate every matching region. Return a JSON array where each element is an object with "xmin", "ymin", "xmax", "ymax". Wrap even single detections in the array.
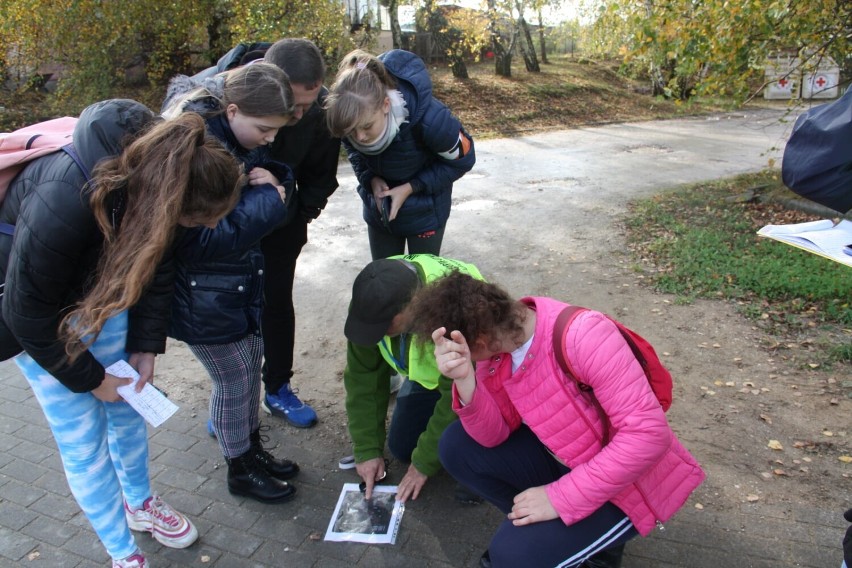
[
  {"xmin": 60, "ymin": 112, "xmax": 244, "ymax": 360},
  {"xmin": 325, "ymin": 49, "xmax": 396, "ymax": 138},
  {"xmin": 163, "ymin": 62, "xmax": 295, "ymax": 120}
]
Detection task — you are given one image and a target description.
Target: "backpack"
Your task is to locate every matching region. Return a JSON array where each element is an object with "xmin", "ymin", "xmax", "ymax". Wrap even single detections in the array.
[
  {"xmin": 552, "ymin": 305, "xmax": 674, "ymax": 443},
  {"xmin": 0, "ymin": 116, "xmax": 90, "ymax": 235},
  {"xmin": 0, "ymin": 116, "xmax": 90, "ymax": 361}
]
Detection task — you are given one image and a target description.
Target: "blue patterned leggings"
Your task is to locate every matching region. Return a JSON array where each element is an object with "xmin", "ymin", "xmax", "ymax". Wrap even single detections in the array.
[{"xmin": 16, "ymin": 312, "xmax": 149, "ymax": 561}]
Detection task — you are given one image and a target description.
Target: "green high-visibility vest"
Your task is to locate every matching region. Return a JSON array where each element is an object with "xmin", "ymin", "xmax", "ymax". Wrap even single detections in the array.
[{"xmin": 377, "ymin": 254, "xmax": 483, "ymax": 389}]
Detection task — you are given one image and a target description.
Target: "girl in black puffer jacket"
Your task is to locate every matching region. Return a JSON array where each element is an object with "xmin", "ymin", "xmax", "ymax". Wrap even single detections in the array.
[
  {"xmin": 163, "ymin": 62, "xmax": 302, "ymax": 504},
  {"xmin": 1, "ymin": 103, "xmax": 243, "ymax": 567}
]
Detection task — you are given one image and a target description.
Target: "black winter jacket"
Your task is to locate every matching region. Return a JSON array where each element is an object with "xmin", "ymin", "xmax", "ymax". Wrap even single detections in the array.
[{"xmin": 0, "ymin": 99, "xmax": 168, "ymax": 393}]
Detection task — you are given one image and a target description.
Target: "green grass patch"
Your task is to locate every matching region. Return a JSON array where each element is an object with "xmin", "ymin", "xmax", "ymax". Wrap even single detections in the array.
[{"xmin": 625, "ymin": 171, "xmax": 852, "ymax": 337}]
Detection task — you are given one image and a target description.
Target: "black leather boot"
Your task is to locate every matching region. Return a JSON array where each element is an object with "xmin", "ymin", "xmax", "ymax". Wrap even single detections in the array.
[
  {"xmin": 583, "ymin": 544, "xmax": 625, "ymax": 568},
  {"xmin": 226, "ymin": 451, "xmax": 296, "ymax": 503},
  {"xmin": 250, "ymin": 427, "xmax": 299, "ymax": 481}
]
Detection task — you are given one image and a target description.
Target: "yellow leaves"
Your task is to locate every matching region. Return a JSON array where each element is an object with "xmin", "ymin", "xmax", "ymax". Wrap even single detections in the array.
[
  {"xmin": 839, "ymin": 456, "xmax": 852, "ymax": 464},
  {"xmin": 767, "ymin": 440, "xmax": 784, "ymax": 451}
]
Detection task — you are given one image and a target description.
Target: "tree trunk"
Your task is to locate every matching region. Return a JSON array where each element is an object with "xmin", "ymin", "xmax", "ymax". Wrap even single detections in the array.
[
  {"xmin": 644, "ymin": 0, "xmax": 667, "ymax": 96},
  {"xmin": 388, "ymin": 0, "xmax": 403, "ymax": 49},
  {"xmin": 487, "ymin": 0, "xmax": 512, "ymax": 77},
  {"xmin": 450, "ymin": 57, "xmax": 469, "ymax": 79},
  {"xmin": 537, "ymin": 9, "xmax": 548, "ymax": 64},
  {"xmin": 517, "ymin": 16, "xmax": 539, "ymax": 72}
]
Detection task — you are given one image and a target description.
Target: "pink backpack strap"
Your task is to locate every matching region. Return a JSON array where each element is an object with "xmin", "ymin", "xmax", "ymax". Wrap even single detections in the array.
[{"xmin": 553, "ymin": 305, "xmax": 611, "ymax": 444}]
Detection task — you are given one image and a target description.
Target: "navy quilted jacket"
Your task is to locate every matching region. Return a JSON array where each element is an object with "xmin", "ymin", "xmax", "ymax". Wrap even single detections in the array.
[
  {"xmin": 344, "ymin": 50, "xmax": 475, "ymax": 235},
  {"xmin": 168, "ymin": 113, "xmax": 292, "ymax": 345}
]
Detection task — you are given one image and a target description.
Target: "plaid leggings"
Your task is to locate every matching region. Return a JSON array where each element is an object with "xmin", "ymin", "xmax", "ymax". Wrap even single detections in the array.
[{"xmin": 189, "ymin": 333, "xmax": 263, "ymax": 458}]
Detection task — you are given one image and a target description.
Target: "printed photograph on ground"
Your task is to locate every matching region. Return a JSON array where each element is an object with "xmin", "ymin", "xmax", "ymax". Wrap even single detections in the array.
[{"xmin": 324, "ymin": 483, "xmax": 404, "ymax": 544}]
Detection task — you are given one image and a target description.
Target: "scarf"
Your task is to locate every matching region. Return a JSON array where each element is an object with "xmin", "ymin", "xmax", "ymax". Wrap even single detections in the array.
[{"xmin": 348, "ymin": 89, "xmax": 408, "ymax": 155}]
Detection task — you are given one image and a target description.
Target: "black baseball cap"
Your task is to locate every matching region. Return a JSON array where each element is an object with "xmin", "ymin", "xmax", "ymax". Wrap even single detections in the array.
[{"xmin": 344, "ymin": 259, "xmax": 420, "ymax": 345}]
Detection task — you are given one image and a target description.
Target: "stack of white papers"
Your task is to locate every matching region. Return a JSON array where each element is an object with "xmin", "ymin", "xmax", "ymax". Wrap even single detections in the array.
[{"xmin": 757, "ymin": 219, "xmax": 852, "ymax": 268}]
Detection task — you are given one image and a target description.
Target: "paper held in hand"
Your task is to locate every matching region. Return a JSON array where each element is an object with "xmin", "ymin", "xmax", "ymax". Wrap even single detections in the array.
[
  {"xmin": 106, "ymin": 360, "xmax": 179, "ymax": 427},
  {"xmin": 757, "ymin": 219, "xmax": 852, "ymax": 268}
]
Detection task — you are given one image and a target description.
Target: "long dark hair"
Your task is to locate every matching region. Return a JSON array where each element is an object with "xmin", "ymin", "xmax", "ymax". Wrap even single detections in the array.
[{"xmin": 61, "ymin": 112, "xmax": 244, "ymax": 359}]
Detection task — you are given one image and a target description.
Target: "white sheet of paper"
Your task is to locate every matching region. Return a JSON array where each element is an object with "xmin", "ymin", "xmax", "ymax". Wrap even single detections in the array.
[
  {"xmin": 106, "ymin": 360, "xmax": 179, "ymax": 427},
  {"xmin": 757, "ymin": 219, "xmax": 852, "ymax": 267},
  {"xmin": 324, "ymin": 483, "xmax": 404, "ymax": 544}
]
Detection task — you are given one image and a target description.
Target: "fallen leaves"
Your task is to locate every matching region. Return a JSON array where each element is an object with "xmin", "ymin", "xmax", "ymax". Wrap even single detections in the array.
[{"xmin": 767, "ymin": 440, "xmax": 784, "ymax": 451}]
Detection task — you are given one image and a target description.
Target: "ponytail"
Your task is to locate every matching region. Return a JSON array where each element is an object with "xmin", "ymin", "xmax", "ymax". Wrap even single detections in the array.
[{"xmin": 61, "ymin": 112, "xmax": 243, "ymax": 359}]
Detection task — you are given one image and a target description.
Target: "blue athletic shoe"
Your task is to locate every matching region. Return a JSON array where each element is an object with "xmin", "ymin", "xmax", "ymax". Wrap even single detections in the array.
[
  {"xmin": 261, "ymin": 384, "xmax": 318, "ymax": 428},
  {"xmin": 206, "ymin": 419, "xmax": 216, "ymax": 438}
]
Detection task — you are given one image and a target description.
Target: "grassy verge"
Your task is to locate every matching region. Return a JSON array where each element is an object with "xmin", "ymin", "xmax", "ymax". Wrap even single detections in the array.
[{"xmin": 624, "ymin": 170, "xmax": 852, "ymax": 366}]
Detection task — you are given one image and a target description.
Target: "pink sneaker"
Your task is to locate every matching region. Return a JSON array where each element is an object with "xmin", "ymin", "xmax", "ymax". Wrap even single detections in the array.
[
  {"xmin": 125, "ymin": 495, "xmax": 198, "ymax": 549},
  {"xmin": 113, "ymin": 550, "xmax": 149, "ymax": 568}
]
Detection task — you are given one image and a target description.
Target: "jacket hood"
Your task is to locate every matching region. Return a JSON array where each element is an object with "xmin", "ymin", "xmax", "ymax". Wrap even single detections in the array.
[
  {"xmin": 161, "ymin": 74, "xmax": 224, "ymax": 117},
  {"xmin": 379, "ymin": 50, "xmax": 431, "ymax": 124},
  {"xmin": 72, "ymin": 99, "xmax": 157, "ymax": 174}
]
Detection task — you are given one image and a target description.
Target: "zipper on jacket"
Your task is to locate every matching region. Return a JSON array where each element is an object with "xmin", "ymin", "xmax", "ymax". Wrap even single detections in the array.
[{"xmin": 633, "ymin": 481, "xmax": 665, "ymax": 532}]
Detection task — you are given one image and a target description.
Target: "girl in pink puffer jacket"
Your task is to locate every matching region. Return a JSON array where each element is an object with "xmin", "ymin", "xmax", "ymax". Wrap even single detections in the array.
[{"xmin": 406, "ymin": 272, "xmax": 705, "ymax": 568}]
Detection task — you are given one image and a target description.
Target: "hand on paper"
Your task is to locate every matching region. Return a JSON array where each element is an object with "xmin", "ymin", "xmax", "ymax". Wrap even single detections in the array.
[
  {"xmin": 507, "ymin": 486, "xmax": 559, "ymax": 526},
  {"xmin": 92, "ymin": 373, "xmax": 133, "ymax": 402},
  {"xmin": 128, "ymin": 352, "xmax": 156, "ymax": 393},
  {"xmin": 396, "ymin": 464, "xmax": 428, "ymax": 503},
  {"xmin": 355, "ymin": 457, "xmax": 387, "ymax": 500}
]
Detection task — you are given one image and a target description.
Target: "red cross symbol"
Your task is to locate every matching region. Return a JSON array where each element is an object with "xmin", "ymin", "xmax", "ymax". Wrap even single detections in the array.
[
  {"xmin": 816, "ymin": 76, "xmax": 827, "ymax": 87},
  {"xmin": 778, "ymin": 78, "xmax": 788, "ymax": 88}
]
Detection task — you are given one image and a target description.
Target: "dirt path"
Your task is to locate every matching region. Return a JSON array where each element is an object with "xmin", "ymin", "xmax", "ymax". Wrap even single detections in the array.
[{"xmin": 155, "ymin": 108, "xmax": 849, "ymax": 524}]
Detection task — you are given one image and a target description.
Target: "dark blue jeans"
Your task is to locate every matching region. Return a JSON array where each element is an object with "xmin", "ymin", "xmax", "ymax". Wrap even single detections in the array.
[
  {"xmin": 439, "ymin": 421, "xmax": 638, "ymax": 568},
  {"xmin": 386, "ymin": 377, "xmax": 442, "ymax": 462}
]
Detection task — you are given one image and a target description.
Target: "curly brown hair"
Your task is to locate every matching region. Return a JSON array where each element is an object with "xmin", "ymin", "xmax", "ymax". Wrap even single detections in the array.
[{"xmin": 406, "ymin": 271, "xmax": 527, "ymax": 350}]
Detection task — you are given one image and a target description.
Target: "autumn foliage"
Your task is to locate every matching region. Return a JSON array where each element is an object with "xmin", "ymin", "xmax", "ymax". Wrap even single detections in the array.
[{"xmin": 0, "ymin": 0, "xmax": 346, "ymax": 107}]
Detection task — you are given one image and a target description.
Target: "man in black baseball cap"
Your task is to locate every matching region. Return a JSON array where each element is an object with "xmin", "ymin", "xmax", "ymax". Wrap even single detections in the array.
[
  {"xmin": 342, "ymin": 254, "xmax": 483, "ymax": 503},
  {"xmin": 344, "ymin": 258, "xmax": 421, "ymax": 346}
]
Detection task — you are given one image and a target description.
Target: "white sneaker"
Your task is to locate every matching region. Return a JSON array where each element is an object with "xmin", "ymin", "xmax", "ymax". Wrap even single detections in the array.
[
  {"xmin": 125, "ymin": 494, "xmax": 198, "ymax": 549},
  {"xmin": 338, "ymin": 455, "xmax": 356, "ymax": 470},
  {"xmin": 113, "ymin": 550, "xmax": 149, "ymax": 568}
]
